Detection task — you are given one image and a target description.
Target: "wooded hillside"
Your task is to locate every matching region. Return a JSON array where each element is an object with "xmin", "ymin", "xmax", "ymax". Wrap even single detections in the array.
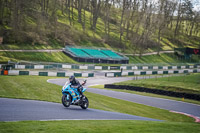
[{"xmin": 0, "ymin": 0, "xmax": 199, "ymax": 54}]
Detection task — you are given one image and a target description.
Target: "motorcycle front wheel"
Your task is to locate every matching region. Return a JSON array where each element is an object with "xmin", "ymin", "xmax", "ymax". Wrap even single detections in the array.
[
  {"xmin": 80, "ymin": 96, "xmax": 89, "ymax": 109},
  {"xmin": 62, "ymin": 94, "xmax": 71, "ymax": 107}
]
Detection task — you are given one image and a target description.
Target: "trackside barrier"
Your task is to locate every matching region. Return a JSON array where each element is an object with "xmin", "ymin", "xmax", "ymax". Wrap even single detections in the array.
[
  {"xmin": 105, "ymin": 69, "xmax": 200, "ymax": 77},
  {"xmin": 5, "ymin": 70, "xmax": 94, "ymax": 77},
  {"xmin": 104, "ymin": 84, "xmax": 200, "ymax": 101},
  {"xmin": 9, "ymin": 64, "xmax": 200, "ymax": 70},
  {"xmin": 4, "ymin": 70, "xmax": 8, "ymax": 75},
  {"xmin": 0, "ymin": 70, "xmax": 3, "ymax": 75}
]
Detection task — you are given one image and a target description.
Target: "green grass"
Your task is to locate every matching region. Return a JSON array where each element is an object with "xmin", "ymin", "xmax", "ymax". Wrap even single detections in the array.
[
  {"xmin": 0, "ymin": 120, "xmax": 200, "ymax": 133},
  {"xmin": 128, "ymin": 53, "xmax": 200, "ymax": 64},
  {"xmin": 0, "ymin": 76, "xmax": 62, "ymax": 102},
  {"xmin": 114, "ymin": 73, "xmax": 200, "ymax": 95},
  {"xmin": 0, "ymin": 75, "xmax": 195, "ymax": 122},
  {"xmin": 0, "ymin": 75, "xmax": 199, "ymax": 132},
  {"xmin": 0, "ymin": 51, "xmax": 199, "ymax": 65},
  {"xmin": 0, "ymin": 40, "xmax": 63, "ymax": 50},
  {"xmin": 0, "ymin": 51, "xmax": 78, "ymax": 64},
  {"xmin": 90, "ymin": 73, "xmax": 200, "ymax": 105}
]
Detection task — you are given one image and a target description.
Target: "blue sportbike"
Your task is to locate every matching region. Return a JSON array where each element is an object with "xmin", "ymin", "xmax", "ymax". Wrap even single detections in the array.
[{"xmin": 61, "ymin": 81, "xmax": 89, "ymax": 109}]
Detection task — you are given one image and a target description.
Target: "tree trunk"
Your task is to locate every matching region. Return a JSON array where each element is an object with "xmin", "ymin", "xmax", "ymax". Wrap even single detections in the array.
[
  {"xmin": 91, "ymin": 0, "xmax": 101, "ymax": 33},
  {"xmin": 189, "ymin": 20, "xmax": 195, "ymax": 37},
  {"xmin": 46, "ymin": 0, "xmax": 49, "ymax": 14},
  {"xmin": 83, "ymin": 5, "xmax": 86, "ymax": 31},
  {"xmin": 53, "ymin": 0, "xmax": 58, "ymax": 38},
  {"xmin": 119, "ymin": 0, "xmax": 126, "ymax": 46},
  {"xmin": 0, "ymin": 0, "xmax": 4, "ymax": 24},
  {"xmin": 104, "ymin": 0, "xmax": 110, "ymax": 40},
  {"xmin": 71, "ymin": 0, "xmax": 74, "ymax": 20},
  {"xmin": 67, "ymin": 0, "xmax": 71, "ymax": 25},
  {"xmin": 61, "ymin": 0, "xmax": 64, "ymax": 15},
  {"xmin": 174, "ymin": 2, "xmax": 182, "ymax": 38},
  {"xmin": 78, "ymin": 0, "xmax": 82, "ymax": 23},
  {"xmin": 13, "ymin": 0, "xmax": 19, "ymax": 32}
]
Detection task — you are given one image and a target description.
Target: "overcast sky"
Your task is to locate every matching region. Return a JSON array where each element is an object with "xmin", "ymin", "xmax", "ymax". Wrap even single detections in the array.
[
  {"xmin": 192, "ymin": 0, "xmax": 200, "ymax": 11},
  {"xmin": 149, "ymin": 0, "xmax": 200, "ymax": 12}
]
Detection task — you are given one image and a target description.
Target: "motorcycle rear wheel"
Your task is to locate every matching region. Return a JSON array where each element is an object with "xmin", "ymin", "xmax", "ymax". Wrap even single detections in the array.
[{"xmin": 62, "ymin": 94, "xmax": 71, "ymax": 107}]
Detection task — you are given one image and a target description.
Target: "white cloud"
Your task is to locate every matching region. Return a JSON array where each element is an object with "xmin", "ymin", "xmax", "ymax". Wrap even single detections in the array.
[{"xmin": 191, "ymin": 0, "xmax": 200, "ymax": 11}]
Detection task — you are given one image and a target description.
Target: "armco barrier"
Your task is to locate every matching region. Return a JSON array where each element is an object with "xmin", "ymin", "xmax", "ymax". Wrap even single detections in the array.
[
  {"xmin": 57, "ymin": 72, "xmax": 65, "ymax": 77},
  {"xmin": 105, "ymin": 69, "xmax": 200, "ymax": 77},
  {"xmin": 88, "ymin": 73, "xmax": 94, "ymax": 77},
  {"xmin": 104, "ymin": 84, "xmax": 200, "ymax": 101},
  {"xmin": 19, "ymin": 71, "xmax": 29, "ymax": 75},
  {"xmin": 1, "ymin": 71, "xmax": 4, "ymax": 75},
  {"xmin": 7, "ymin": 64, "xmax": 200, "ymax": 71},
  {"xmin": 3, "ymin": 70, "xmax": 94, "ymax": 77},
  {"xmin": 74, "ymin": 73, "xmax": 82, "ymax": 77},
  {"xmin": 39, "ymin": 72, "xmax": 48, "ymax": 76}
]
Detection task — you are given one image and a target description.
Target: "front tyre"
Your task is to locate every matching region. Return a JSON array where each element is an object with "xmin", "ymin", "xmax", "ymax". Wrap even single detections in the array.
[
  {"xmin": 62, "ymin": 94, "xmax": 71, "ymax": 107},
  {"xmin": 80, "ymin": 96, "xmax": 89, "ymax": 109}
]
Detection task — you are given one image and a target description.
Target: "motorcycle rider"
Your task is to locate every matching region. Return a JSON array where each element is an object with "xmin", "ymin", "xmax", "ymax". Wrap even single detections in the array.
[{"xmin": 69, "ymin": 75, "xmax": 85, "ymax": 98}]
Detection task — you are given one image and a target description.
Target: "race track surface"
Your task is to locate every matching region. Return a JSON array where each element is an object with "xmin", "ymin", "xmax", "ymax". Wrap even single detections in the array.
[
  {"xmin": 0, "ymin": 98, "xmax": 161, "ymax": 121},
  {"xmin": 48, "ymin": 77, "xmax": 200, "ymax": 118},
  {"xmin": 1, "ymin": 76, "xmax": 199, "ymax": 122}
]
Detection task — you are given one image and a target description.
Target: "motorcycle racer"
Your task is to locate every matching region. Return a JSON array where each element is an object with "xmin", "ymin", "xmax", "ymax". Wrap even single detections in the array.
[{"xmin": 69, "ymin": 75, "xmax": 85, "ymax": 97}]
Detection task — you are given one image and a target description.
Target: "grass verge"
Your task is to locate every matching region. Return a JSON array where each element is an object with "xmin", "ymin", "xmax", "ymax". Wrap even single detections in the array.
[
  {"xmin": 90, "ymin": 73, "xmax": 200, "ymax": 105},
  {"xmin": 0, "ymin": 51, "xmax": 78, "ymax": 64},
  {"xmin": 128, "ymin": 53, "xmax": 200, "ymax": 64},
  {"xmin": 0, "ymin": 42, "xmax": 63, "ymax": 50},
  {"xmin": 0, "ymin": 120, "xmax": 200, "ymax": 133},
  {"xmin": 114, "ymin": 73, "xmax": 200, "ymax": 95}
]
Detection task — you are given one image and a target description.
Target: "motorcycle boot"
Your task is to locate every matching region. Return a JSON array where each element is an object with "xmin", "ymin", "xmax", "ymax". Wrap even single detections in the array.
[{"xmin": 74, "ymin": 99, "xmax": 80, "ymax": 104}]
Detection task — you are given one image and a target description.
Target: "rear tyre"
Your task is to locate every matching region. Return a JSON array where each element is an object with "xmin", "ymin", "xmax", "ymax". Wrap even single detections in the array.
[
  {"xmin": 62, "ymin": 94, "xmax": 71, "ymax": 107},
  {"xmin": 80, "ymin": 96, "xmax": 89, "ymax": 109}
]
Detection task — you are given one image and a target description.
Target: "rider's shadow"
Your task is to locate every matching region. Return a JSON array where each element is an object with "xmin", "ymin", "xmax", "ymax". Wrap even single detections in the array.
[{"xmin": 62, "ymin": 106, "xmax": 90, "ymax": 112}]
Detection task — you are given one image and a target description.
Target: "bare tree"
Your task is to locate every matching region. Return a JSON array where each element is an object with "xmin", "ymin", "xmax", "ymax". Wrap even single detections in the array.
[
  {"xmin": 91, "ymin": 0, "xmax": 101, "ymax": 33},
  {"xmin": 119, "ymin": 0, "xmax": 126, "ymax": 46},
  {"xmin": 103, "ymin": 0, "xmax": 111, "ymax": 40},
  {"xmin": 78, "ymin": 0, "xmax": 82, "ymax": 23},
  {"xmin": 174, "ymin": 0, "xmax": 183, "ymax": 38},
  {"xmin": 156, "ymin": 0, "xmax": 174, "ymax": 54},
  {"xmin": 0, "ymin": 0, "xmax": 5, "ymax": 25}
]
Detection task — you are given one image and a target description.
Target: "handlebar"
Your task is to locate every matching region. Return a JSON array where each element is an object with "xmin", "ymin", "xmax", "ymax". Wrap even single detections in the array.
[{"xmin": 82, "ymin": 80, "xmax": 87, "ymax": 85}]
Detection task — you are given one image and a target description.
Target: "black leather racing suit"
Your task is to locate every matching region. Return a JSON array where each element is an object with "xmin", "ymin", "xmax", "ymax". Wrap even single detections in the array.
[{"xmin": 70, "ymin": 79, "xmax": 83, "ymax": 96}]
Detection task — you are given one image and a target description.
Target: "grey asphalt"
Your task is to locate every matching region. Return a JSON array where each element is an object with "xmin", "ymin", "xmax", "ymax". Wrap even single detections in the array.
[
  {"xmin": 48, "ymin": 77, "xmax": 200, "ymax": 117},
  {"xmin": 0, "ymin": 98, "xmax": 161, "ymax": 121}
]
